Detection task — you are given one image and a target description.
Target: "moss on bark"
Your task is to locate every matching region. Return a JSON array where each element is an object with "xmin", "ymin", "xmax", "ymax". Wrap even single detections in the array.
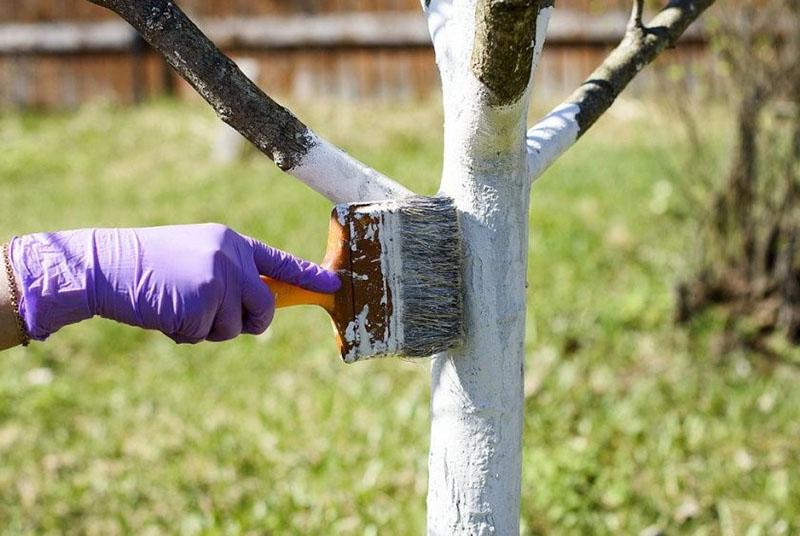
[{"xmin": 470, "ymin": 0, "xmax": 551, "ymax": 106}]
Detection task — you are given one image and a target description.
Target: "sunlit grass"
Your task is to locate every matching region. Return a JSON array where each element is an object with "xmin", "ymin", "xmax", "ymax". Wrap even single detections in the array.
[{"xmin": 0, "ymin": 97, "xmax": 797, "ymax": 535}]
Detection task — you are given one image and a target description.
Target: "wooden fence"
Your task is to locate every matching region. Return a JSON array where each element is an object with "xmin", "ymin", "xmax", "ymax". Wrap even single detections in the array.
[{"xmin": 0, "ymin": 0, "xmax": 712, "ymax": 108}]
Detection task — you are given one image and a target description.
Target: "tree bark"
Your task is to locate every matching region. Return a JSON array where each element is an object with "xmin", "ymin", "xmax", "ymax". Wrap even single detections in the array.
[{"xmin": 424, "ymin": 1, "xmax": 552, "ymax": 532}]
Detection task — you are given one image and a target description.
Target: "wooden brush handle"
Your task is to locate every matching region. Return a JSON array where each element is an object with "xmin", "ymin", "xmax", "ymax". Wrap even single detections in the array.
[{"xmin": 260, "ymin": 276, "xmax": 335, "ymax": 311}]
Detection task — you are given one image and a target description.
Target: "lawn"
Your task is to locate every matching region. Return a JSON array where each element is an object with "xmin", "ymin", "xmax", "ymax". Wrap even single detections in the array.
[{"xmin": 0, "ymin": 97, "xmax": 798, "ymax": 535}]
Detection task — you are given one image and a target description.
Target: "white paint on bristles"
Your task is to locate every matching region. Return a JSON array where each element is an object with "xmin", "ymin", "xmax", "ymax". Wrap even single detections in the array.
[{"xmin": 339, "ymin": 195, "xmax": 462, "ymax": 362}]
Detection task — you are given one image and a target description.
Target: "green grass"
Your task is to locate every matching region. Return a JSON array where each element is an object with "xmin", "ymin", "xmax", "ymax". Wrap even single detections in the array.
[{"xmin": 0, "ymin": 98, "xmax": 798, "ymax": 535}]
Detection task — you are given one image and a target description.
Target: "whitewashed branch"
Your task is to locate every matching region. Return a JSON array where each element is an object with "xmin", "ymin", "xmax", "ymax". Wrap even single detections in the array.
[
  {"xmin": 527, "ymin": 0, "xmax": 716, "ymax": 182},
  {"xmin": 88, "ymin": 0, "xmax": 412, "ymax": 203},
  {"xmin": 290, "ymin": 137, "xmax": 413, "ymax": 202}
]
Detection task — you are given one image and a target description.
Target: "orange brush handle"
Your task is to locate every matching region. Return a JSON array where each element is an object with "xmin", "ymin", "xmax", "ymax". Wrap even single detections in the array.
[{"xmin": 260, "ymin": 276, "xmax": 335, "ymax": 311}]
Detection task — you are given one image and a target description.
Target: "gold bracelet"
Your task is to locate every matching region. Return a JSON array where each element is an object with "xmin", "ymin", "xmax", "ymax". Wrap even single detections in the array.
[{"xmin": 2, "ymin": 242, "xmax": 30, "ymax": 347}]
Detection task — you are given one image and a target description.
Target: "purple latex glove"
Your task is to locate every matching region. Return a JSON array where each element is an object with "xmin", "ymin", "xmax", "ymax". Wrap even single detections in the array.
[{"xmin": 9, "ymin": 224, "xmax": 340, "ymax": 343}]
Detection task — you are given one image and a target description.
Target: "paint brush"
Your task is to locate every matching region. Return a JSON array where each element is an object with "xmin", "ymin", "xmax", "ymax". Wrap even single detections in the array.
[{"xmin": 262, "ymin": 196, "xmax": 464, "ymax": 363}]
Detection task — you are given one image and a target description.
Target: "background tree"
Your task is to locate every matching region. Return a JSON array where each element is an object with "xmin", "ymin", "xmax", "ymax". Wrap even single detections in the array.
[
  {"xmin": 87, "ymin": 0, "xmax": 714, "ymax": 532},
  {"xmin": 677, "ymin": 0, "xmax": 800, "ymax": 352}
]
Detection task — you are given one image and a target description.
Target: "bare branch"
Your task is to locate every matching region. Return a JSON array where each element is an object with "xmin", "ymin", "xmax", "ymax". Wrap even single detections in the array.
[
  {"xmin": 527, "ymin": 0, "xmax": 716, "ymax": 182},
  {"xmin": 87, "ymin": 0, "xmax": 412, "ymax": 203},
  {"xmin": 629, "ymin": 0, "xmax": 645, "ymax": 31}
]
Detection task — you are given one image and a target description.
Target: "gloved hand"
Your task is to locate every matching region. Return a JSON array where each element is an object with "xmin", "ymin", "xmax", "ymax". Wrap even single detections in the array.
[{"xmin": 9, "ymin": 224, "xmax": 340, "ymax": 343}]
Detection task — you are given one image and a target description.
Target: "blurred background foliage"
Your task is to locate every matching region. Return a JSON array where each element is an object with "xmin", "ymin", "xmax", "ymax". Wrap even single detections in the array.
[{"xmin": 675, "ymin": 0, "xmax": 800, "ymax": 358}]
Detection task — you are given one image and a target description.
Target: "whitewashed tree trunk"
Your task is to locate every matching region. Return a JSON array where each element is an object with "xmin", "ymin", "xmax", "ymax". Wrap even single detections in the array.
[
  {"xmin": 424, "ymin": 1, "xmax": 551, "ymax": 532},
  {"xmin": 90, "ymin": 0, "xmax": 716, "ymax": 533}
]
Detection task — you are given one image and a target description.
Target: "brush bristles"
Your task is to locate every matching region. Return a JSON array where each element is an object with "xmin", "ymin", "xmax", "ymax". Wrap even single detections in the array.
[{"xmin": 396, "ymin": 196, "xmax": 464, "ymax": 357}]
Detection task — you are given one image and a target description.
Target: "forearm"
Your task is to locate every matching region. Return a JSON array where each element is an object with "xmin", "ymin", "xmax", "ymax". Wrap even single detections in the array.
[{"xmin": 0, "ymin": 245, "xmax": 25, "ymax": 350}]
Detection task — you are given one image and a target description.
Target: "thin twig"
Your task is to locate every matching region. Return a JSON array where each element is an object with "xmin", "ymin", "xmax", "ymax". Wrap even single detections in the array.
[{"xmin": 628, "ymin": 0, "xmax": 645, "ymax": 32}]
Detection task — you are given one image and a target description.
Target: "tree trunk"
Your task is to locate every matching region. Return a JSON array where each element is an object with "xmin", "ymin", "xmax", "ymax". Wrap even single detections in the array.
[
  {"xmin": 424, "ymin": 1, "xmax": 546, "ymax": 532},
  {"xmin": 429, "ymin": 146, "xmax": 531, "ymax": 534}
]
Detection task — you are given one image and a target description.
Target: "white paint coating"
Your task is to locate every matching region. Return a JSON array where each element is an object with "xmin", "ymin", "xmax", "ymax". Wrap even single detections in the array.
[
  {"xmin": 378, "ymin": 208, "xmax": 405, "ymax": 356},
  {"xmin": 363, "ymin": 221, "xmax": 377, "ymax": 240},
  {"xmin": 335, "ymin": 204, "xmax": 349, "ymax": 226},
  {"xmin": 249, "ymin": 0, "xmax": 658, "ymax": 529},
  {"xmin": 423, "ymin": 1, "xmax": 553, "ymax": 534},
  {"xmin": 531, "ymin": 7, "xmax": 552, "ymax": 82},
  {"xmin": 343, "ymin": 304, "xmax": 375, "ymax": 362},
  {"xmin": 290, "ymin": 135, "xmax": 413, "ymax": 203},
  {"xmin": 526, "ymin": 102, "xmax": 581, "ymax": 182}
]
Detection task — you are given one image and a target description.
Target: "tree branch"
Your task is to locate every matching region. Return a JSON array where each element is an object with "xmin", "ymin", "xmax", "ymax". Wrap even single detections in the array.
[
  {"xmin": 88, "ymin": 0, "xmax": 412, "ymax": 203},
  {"xmin": 629, "ymin": 0, "xmax": 645, "ymax": 31},
  {"xmin": 527, "ymin": 0, "xmax": 716, "ymax": 182}
]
